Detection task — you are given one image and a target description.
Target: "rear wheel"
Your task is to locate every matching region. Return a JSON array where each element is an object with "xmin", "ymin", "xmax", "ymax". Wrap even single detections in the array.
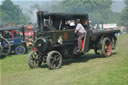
[
  {"xmin": 28, "ymin": 51, "xmax": 42, "ymax": 68},
  {"xmin": 15, "ymin": 45, "xmax": 26, "ymax": 55},
  {"xmin": 101, "ymin": 37, "xmax": 112, "ymax": 57},
  {"xmin": 47, "ymin": 51, "xmax": 62, "ymax": 69}
]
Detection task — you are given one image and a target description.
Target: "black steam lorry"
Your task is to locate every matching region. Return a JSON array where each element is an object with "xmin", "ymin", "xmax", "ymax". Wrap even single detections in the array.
[{"xmin": 28, "ymin": 11, "xmax": 120, "ymax": 69}]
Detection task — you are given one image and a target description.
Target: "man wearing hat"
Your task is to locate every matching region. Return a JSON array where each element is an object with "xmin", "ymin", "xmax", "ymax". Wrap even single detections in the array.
[{"xmin": 75, "ymin": 19, "xmax": 87, "ymax": 53}]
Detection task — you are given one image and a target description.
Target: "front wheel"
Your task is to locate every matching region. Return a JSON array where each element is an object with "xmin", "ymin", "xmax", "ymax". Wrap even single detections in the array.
[
  {"xmin": 28, "ymin": 51, "xmax": 42, "ymax": 68},
  {"xmin": 47, "ymin": 51, "xmax": 62, "ymax": 69}
]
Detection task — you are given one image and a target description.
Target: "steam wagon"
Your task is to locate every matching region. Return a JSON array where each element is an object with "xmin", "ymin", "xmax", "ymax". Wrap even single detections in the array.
[{"xmin": 28, "ymin": 11, "xmax": 120, "ymax": 69}]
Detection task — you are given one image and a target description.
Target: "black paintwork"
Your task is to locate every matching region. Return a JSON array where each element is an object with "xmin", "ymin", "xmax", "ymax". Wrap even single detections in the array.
[{"xmin": 35, "ymin": 11, "xmax": 120, "ymax": 57}]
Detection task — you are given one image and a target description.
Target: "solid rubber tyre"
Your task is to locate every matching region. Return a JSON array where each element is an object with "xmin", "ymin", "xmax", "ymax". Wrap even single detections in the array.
[
  {"xmin": 101, "ymin": 37, "xmax": 112, "ymax": 57},
  {"xmin": 28, "ymin": 51, "xmax": 42, "ymax": 68},
  {"xmin": 47, "ymin": 51, "xmax": 62, "ymax": 69}
]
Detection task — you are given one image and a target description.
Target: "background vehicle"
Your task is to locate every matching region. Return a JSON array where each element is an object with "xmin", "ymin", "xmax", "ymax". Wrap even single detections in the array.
[
  {"xmin": 0, "ymin": 27, "xmax": 27, "ymax": 55},
  {"xmin": 28, "ymin": 11, "xmax": 120, "ymax": 69},
  {"xmin": 0, "ymin": 34, "xmax": 11, "ymax": 57}
]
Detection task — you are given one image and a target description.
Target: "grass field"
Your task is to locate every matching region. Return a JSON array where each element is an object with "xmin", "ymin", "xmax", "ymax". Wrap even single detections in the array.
[{"xmin": 0, "ymin": 34, "xmax": 128, "ymax": 85}]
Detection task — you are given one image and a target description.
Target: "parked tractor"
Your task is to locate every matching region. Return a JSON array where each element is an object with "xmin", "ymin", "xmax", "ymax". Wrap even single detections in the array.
[{"xmin": 0, "ymin": 27, "xmax": 27, "ymax": 55}]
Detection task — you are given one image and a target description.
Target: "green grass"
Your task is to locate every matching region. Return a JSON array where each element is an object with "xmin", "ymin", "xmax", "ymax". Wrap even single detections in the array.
[{"xmin": 0, "ymin": 34, "xmax": 128, "ymax": 85}]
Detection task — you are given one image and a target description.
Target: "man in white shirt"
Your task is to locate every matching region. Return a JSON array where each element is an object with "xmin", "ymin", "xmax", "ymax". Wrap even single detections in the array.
[{"xmin": 75, "ymin": 19, "xmax": 87, "ymax": 52}]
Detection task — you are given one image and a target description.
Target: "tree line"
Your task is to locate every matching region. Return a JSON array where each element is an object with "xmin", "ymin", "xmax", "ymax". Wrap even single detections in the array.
[
  {"xmin": 61, "ymin": 0, "xmax": 120, "ymax": 25},
  {"xmin": 0, "ymin": 0, "xmax": 128, "ymax": 26},
  {"xmin": 0, "ymin": 0, "xmax": 29, "ymax": 25}
]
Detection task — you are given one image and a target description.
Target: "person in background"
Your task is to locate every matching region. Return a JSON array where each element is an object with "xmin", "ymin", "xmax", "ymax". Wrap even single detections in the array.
[
  {"xmin": 75, "ymin": 19, "xmax": 87, "ymax": 53},
  {"xmin": 63, "ymin": 20, "xmax": 71, "ymax": 30}
]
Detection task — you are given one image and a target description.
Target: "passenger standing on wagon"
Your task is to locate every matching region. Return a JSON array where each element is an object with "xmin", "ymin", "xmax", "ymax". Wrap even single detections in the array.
[{"xmin": 75, "ymin": 19, "xmax": 87, "ymax": 53}]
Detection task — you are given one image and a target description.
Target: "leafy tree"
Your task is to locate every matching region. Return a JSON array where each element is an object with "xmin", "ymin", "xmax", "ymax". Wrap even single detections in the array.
[
  {"xmin": 120, "ymin": 0, "xmax": 128, "ymax": 26},
  {"xmin": 0, "ymin": 0, "xmax": 29, "ymax": 24},
  {"xmin": 108, "ymin": 12, "xmax": 120, "ymax": 24},
  {"xmin": 61, "ymin": 0, "xmax": 112, "ymax": 24}
]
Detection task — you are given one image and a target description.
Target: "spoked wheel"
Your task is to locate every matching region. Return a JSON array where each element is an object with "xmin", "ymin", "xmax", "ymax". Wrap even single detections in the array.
[
  {"xmin": 47, "ymin": 51, "xmax": 62, "ymax": 69},
  {"xmin": 28, "ymin": 51, "xmax": 42, "ymax": 68},
  {"xmin": 101, "ymin": 37, "xmax": 112, "ymax": 57},
  {"xmin": 1, "ymin": 37, "xmax": 11, "ymax": 56},
  {"xmin": 0, "ymin": 45, "xmax": 3, "ymax": 57}
]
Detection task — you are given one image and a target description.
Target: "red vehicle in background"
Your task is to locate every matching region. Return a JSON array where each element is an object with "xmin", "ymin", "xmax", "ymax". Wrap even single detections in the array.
[
  {"xmin": 0, "ymin": 26, "xmax": 27, "ymax": 55},
  {"xmin": 24, "ymin": 24, "xmax": 35, "ymax": 47},
  {"xmin": 25, "ymin": 29, "xmax": 34, "ymax": 46},
  {"xmin": 3, "ymin": 23, "xmax": 35, "ymax": 47}
]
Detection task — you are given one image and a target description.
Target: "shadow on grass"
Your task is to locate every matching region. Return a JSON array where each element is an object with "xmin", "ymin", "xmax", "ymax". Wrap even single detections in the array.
[
  {"xmin": 0, "ymin": 51, "xmax": 30, "ymax": 60},
  {"xmin": 40, "ymin": 64, "xmax": 48, "ymax": 68},
  {"xmin": 62, "ymin": 52, "xmax": 118, "ymax": 66},
  {"xmin": 0, "ymin": 53, "xmax": 19, "ymax": 60},
  {"xmin": 0, "ymin": 55, "xmax": 6, "ymax": 59},
  {"xmin": 39, "ymin": 52, "xmax": 117, "ymax": 69}
]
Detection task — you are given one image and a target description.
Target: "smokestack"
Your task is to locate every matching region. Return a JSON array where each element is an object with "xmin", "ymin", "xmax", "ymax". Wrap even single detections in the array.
[{"xmin": 37, "ymin": 11, "xmax": 45, "ymax": 32}]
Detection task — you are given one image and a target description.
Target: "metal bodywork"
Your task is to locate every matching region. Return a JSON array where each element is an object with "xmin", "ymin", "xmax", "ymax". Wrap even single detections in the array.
[
  {"xmin": 28, "ymin": 11, "xmax": 120, "ymax": 69},
  {"xmin": 0, "ymin": 27, "xmax": 27, "ymax": 55},
  {"xmin": 36, "ymin": 12, "xmax": 89, "ymax": 53}
]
